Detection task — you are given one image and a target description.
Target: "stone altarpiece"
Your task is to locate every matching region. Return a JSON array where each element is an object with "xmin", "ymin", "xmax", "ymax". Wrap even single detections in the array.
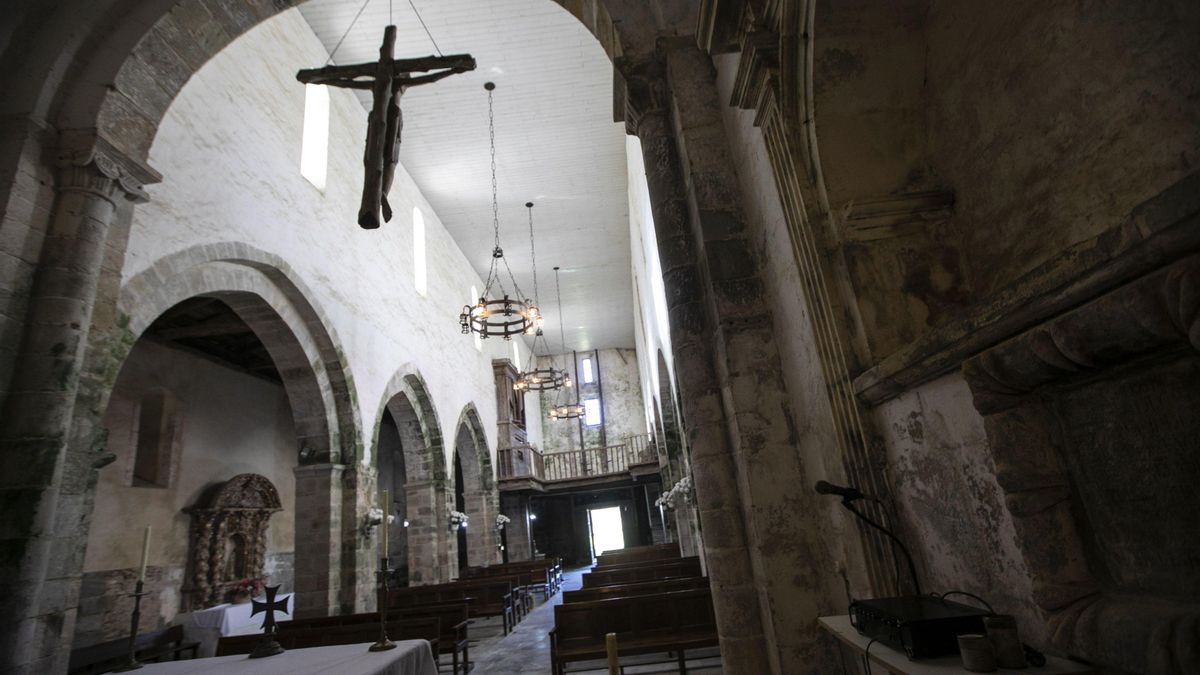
[{"xmin": 183, "ymin": 473, "xmax": 282, "ymax": 609}]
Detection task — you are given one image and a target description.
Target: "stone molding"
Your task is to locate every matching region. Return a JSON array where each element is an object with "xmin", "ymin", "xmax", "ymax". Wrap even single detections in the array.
[
  {"xmin": 856, "ymin": 170, "xmax": 1200, "ymax": 405},
  {"xmin": 57, "ymin": 130, "xmax": 160, "ymax": 204},
  {"xmin": 709, "ymin": 7, "xmax": 899, "ymax": 596},
  {"xmin": 962, "ymin": 253, "xmax": 1200, "ymax": 673}
]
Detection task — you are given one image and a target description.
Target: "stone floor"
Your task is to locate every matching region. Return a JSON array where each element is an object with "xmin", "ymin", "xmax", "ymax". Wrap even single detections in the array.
[{"xmin": 453, "ymin": 567, "xmax": 722, "ymax": 675}]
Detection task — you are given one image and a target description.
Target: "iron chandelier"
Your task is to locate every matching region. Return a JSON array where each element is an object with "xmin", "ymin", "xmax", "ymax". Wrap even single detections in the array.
[
  {"xmin": 459, "ymin": 82, "xmax": 541, "ymax": 340},
  {"xmin": 515, "ymin": 202, "xmax": 571, "ymax": 392},
  {"xmin": 548, "ymin": 266, "xmax": 585, "ymax": 420}
]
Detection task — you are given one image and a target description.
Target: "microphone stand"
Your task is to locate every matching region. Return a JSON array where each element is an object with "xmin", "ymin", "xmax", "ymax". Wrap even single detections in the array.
[{"xmin": 838, "ymin": 498, "xmax": 921, "ymax": 597}]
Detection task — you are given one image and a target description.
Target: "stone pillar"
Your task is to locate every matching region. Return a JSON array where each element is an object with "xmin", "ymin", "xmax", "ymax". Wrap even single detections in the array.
[
  {"xmin": 627, "ymin": 42, "xmax": 841, "ymax": 671},
  {"xmin": 501, "ymin": 493, "xmax": 532, "ymax": 561},
  {"xmin": 404, "ymin": 479, "xmax": 446, "ymax": 584},
  {"xmin": 631, "ymin": 74, "xmax": 773, "ymax": 672},
  {"xmin": 0, "ymin": 138, "xmax": 154, "ymax": 674},
  {"xmin": 292, "ymin": 463, "xmax": 345, "ymax": 618},
  {"xmin": 464, "ymin": 488, "xmax": 499, "ymax": 566}
]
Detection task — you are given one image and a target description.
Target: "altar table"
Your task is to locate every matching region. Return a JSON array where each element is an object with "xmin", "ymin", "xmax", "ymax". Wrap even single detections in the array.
[
  {"xmin": 187, "ymin": 593, "xmax": 293, "ymax": 657},
  {"xmin": 135, "ymin": 640, "xmax": 438, "ymax": 675}
]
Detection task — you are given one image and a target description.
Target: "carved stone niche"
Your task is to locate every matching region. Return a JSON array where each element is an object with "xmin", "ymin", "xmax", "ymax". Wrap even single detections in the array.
[
  {"xmin": 183, "ymin": 474, "xmax": 282, "ymax": 610},
  {"xmin": 963, "ymin": 254, "xmax": 1200, "ymax": 674}
]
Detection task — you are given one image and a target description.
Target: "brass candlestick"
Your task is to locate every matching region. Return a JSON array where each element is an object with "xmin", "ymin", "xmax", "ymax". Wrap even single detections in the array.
[
  {"xmin": 369, "ymin": 556, "xmax": 396, "ymax": 652},
  {"xmin": 111, "ymin": 579, "xmax": 146, "ymax": 672}
]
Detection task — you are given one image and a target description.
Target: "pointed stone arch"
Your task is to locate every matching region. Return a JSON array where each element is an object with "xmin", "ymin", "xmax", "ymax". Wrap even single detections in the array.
[
  {"xmin": 450, "ymin": 403, "xmax": 498, "ymax": 570},
  {"xmin": 371, "ymin": 369, "xmax": 449, "ymax": 584}
]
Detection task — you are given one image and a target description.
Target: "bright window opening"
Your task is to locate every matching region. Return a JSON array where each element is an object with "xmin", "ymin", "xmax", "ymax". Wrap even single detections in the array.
[
  {"xmin": 581, "ymin": 357, "xmax": 595, "ymax": 384},
  {"xmin": 413, "ymin": 208, "xmax": 427, "ymax": 296},
  {"xmin": 512, "ymin": 340, "xmax": 521, "ymax": 366},
  {"xmin": 584, "ymin": 398, "xmax": 602, "ymax": 427},
  {"xmin": 588, "ymin": 506, "xmax": 624, "ymax": 556},
  {"xmin": 300, "ymin": 84, "xmax": 329, "ymax": 190},
  {"xmin": 470, "ymin": 285, "xmax": 482, "ymax": 352}
]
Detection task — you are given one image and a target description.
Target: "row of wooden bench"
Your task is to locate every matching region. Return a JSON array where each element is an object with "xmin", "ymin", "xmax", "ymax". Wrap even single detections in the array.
[
  {"xmin": 551, "ymin": 545, "xmax": 717, "ymax": 675},
  {"xmin": 70, "ymin": 557, "xmax": 561, "ymax": 675}
]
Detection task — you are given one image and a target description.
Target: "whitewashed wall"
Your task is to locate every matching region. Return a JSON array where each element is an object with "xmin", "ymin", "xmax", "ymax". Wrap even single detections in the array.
[
  {"xmin": 625, "ymin": 136, "xmax": 676, "ymax": 435},
  {"xmin": 125, "ymin": 8, "xmax": 513, "ymax": 476}
]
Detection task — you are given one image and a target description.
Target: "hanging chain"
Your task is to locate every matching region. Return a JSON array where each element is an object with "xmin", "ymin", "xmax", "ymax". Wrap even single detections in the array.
[
  {"xmin": 408, "ymin": 0, "xmax": 443, "ymax": 56},
  {"xmin": 554, "ymin": 266, "xmax": 570, "ymax": 396},
  {"xmin": 527, "ymin": 203, "xmax": 540, "ymax": 306},
  {"xmin": 326, "ymin": 0, "xmax": 374, "ymax": 65},
  {"xmin": 489, "ymin": 87, "xmax": 500, "ymax": 250}
]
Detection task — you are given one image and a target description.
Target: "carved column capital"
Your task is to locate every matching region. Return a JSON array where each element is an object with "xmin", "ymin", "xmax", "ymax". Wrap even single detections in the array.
[{"xmin": 57, "ymin": 130, "xmax": 161, "ymax": 204}]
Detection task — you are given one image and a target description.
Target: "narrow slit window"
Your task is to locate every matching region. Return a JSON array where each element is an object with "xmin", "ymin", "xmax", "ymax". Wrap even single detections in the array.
[
  {"xmin": 581, "ymin": 357, "xmax": 595, "ymax": 384},
  {"xmin": 133, "ymin": 390, "xmax": 176, "ymax": 488},
  {"xmin": 413, "ymin": 208, "xmax": 427, "ymax": 296},
  {"xmin": 584, "ymin": 398, "xmax": 602, "ymax": 427},
  {"xmin": 300, "ymin": 84, "xmax": 329, "ymax": 190},
  {"xmin": 512, "ymin": 340, "xmax": 521, "ymax": 366}
]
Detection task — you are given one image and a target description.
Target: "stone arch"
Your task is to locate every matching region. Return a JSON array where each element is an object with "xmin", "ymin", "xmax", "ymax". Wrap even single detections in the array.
[
  {"xmin": 450, "ymin": 403, "xmax": 498, "ymax": 570},
  {"xmin": 117, "ymin": 243, "xmax": 361, "ymax": 463},
  {"xmin": 371, "ymin": 369, "xmax": 450, "ymax": 584},
  {"xmin": 0, "ymin": 0, "xmax": 638, "ymax": 175},
  {"xmin": 98, "ymin": 243, "xmax": 363, "ymax": 620}
]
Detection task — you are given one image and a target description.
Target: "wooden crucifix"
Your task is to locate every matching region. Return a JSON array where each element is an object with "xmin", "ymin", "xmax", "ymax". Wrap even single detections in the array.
[{"xmin": 298, "ymin": 26, "xmax": 475, "ymax": 229}]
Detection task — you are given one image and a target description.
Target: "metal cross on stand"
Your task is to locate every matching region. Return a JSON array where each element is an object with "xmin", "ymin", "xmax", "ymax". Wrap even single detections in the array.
[
  {"xmin": 297, "ymin": 26, "xmax": 475, "ymax": 229},
  {"xmin": 248, "ymin": 584, "xmax": 290, "ymax": 659}
]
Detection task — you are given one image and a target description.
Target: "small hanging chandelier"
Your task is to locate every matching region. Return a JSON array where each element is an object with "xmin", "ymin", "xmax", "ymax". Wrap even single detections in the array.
[
  {"xmin": 515, "ymin": 203, "xmax": 570, "ymax": 392},
  {"xmin": 459, "ymin": 82, "xmax": 540, "ymax": 341},
  {"xmin": 548, "ymin": 266, "xmax": 585, "ymax": 420}
]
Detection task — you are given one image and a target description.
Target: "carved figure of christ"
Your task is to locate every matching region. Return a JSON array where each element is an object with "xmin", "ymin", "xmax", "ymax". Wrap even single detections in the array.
[{"xmin": 297, "ymin": 25, "xmax": 475, "ymax": 229}]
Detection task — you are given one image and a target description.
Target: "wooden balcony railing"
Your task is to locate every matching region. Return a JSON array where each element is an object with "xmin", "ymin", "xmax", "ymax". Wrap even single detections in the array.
[{"xmin": 498, "ymin": 433, "xmax": 656, "ymax": 484}]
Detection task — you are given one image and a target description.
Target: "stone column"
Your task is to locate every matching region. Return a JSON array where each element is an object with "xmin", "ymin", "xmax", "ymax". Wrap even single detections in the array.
[
  {"xmin": 500, "ymin": 493, "xmax": 532, "ymax": 561},
  {"xmin": 292, "ymin": 463, "xmax": 346, "ymax": 618},
  {"xmin": 630, "ymin": 70, "xmax": 773, "ymax": 672},
  {"xmin": 464, "ymin": 488, "xmax": 500, "ymax": 566},
  {"xmin": 627, "ymin": 42, "xmax": 841, "ymax": 671},
  {"xmin": 0, "ymin": 138, "xmax": 153, "ymax": 674},
  {"xmin": 403, "ymin": 479, "xmax": 446, "ymax": 584}
]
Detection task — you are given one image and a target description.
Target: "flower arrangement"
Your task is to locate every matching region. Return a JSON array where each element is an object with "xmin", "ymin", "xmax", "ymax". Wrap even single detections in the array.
[
  {"xmin": 495, "ymin": 514, "xmax": 511, "ymax": 528},
  {"xmin": 231, "ymin": 578, "xmax": 263, "ymax": 601},
  {"xmin": 449, "ymin": 510, "xmax": 469, "ymax": 529},
  {"xmin": 655, "ymin": 475, "xmax": 694, "ymax": 510},
  {"xmin": 366, "ymin": 506, "xmax": 396, "ymax": 527}
]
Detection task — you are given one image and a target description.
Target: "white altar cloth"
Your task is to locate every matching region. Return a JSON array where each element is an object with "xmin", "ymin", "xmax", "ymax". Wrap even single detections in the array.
[
  {"xmin": 136, "ymin": 640, "xmax": 438, "ymax": 675},
  {"xmin": 186, "ymin": 593, "xmax": 293, "ymax": 657}
]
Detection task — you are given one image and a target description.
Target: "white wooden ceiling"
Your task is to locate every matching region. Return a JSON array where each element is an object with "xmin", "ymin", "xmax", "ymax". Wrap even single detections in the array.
[{"xmin": 297, "ymin": 0, "xmax": 634, "ymax": 352}]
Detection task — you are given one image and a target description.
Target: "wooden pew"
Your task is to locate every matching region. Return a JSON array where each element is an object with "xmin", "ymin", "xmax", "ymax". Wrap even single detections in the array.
[
  {"xmin": 563, "ymin": 576, "xmax": 709, "ymax": 604},
  {"xmin": 463, "ymin": 557, "xmax": 562, "ymax": 597},
  {"xmin": 550, "ymin": 588, "xmax": 718, "ymax": 675},
  {"xmin": 589, "ymin": 555, "xmax": 696, "ymax": 572},
  {"xmin": 457, "ymin": 571, "xmax": 535, "ymax": 618},
  {"xmin": 216, "ymin": 615, "xmax": 439, "ymax": 657},
  {"xmin": 582, "ymin": 558, "xmax": 702, "ymax": 588},
  {"xmin": 389, "ymin": 578, "xmax": 517, "ymax": 634},
  {"xmin": 595, "ymin": 543, "xmax": 679, "ymax": 568},
  {"xmin": 69, "ymin": 625, "xmax": 199, "ymax": 675}
]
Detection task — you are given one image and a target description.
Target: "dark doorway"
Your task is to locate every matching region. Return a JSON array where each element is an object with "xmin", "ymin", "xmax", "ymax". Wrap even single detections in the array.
[{"xmin": 454, "ymin": 450, "xmax": 468, "ymax": 572}]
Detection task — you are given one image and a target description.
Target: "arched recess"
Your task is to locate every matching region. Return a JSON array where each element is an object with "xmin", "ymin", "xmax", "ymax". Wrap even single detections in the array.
[
  {"xmin": 97, "ymin": 243, "xmax": 363, "ymax": 620},
  {"xmin": 450, "ymin": 403, "xmax": 497, "ymax": 572},
  {"xmin": 371, "ymin": 369, "xmax": 449, "ymax": 585}
]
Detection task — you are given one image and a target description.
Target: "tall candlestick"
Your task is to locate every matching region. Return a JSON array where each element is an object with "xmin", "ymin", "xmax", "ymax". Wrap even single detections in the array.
[
  {"xmin": 138, "ymin": 526, "xmax": 151, "ymax": 582},
  {"xmin": 381, "ymin": 490, "xmax": 389, "ymax": 553}
]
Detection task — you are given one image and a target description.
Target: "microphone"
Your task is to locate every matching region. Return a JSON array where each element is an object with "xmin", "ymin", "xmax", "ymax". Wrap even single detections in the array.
[{"xmin": 814, "ymin": 480, "xmax": 864, "ymax": 502}]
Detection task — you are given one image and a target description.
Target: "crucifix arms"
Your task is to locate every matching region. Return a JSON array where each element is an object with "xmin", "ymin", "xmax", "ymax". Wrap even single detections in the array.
[{"xmin": 296, "ymin": 54, "xmax": 477, "ymax": 89}]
